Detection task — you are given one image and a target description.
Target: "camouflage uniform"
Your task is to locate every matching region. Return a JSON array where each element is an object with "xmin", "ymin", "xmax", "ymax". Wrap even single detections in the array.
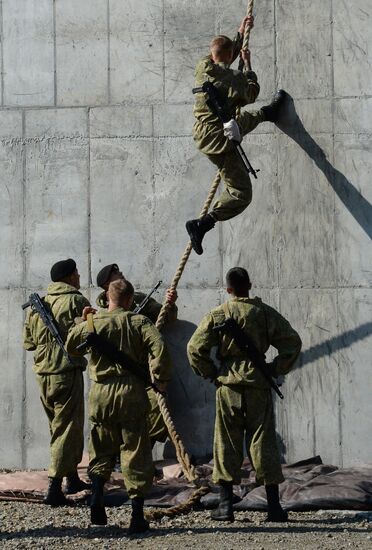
[
  {"xmin": 23, "ymin": 282, "xmax": 90, "ymax": 478},
  {"xmin": 66, "ymin": 308, "xmax": 172, "ymax": 498},
  {"xmin": 96, "ymin": 290, "xmax": 177, "ymax": 445},
  {"xmin": 193, "ymin": 33, "xmax": 262, "ymax": 221},
  {"xmin": 187, "ymin": 297, "xmax": 302, "ymax": 485}
]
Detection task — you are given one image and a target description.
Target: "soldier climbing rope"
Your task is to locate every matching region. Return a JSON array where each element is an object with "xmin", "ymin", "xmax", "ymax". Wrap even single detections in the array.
[{"xmin": 145, "ymin": 0, "xmax": 258, "ymax": 523}]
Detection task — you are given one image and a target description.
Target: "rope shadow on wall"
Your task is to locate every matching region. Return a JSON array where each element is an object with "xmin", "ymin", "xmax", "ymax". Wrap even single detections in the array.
[
  {"xmin": 277, "ymin": 93, "xmax": 372, "ymax": 240},
  {"xmin": 297, "ymin": 321, "xmax": 372, "ymax": 370}
]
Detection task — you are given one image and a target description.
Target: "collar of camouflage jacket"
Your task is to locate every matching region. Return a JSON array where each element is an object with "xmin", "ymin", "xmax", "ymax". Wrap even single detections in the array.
[
  {"xmin": 46, "ymin": 282, "xmax": 81, "ymax": 296},
  {"xmin": 95, "ymin": 307, "xmax": 128, "ymax": 318},
  {"xmin": 230, "ymin": 296, "xmax": 263, "ymax": 306}
]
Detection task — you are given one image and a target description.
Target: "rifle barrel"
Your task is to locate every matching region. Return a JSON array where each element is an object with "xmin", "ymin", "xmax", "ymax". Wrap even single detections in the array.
[{"xmin": 134, "ymin": 280, "xmax": 162, "ymax": 314}]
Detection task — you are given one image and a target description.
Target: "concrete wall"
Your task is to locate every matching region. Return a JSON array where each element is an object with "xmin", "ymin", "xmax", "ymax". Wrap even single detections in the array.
[{"xmin": 0, "ymin": 0, "xmax": 371, "ymax": 469}]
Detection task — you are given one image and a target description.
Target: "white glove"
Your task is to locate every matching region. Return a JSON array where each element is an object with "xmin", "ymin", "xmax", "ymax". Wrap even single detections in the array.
[{"xmin": 223, "ymin": 119, "xmax": 242, "ymax": 142}]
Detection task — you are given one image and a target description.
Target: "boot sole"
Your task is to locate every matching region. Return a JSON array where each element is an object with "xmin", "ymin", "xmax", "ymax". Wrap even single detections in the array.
[
  {"xmin": 186, "ymin": 221, "xmax": 203, "ymax": 255},
  {"xmin": 43, "ymin": 499, "xmax": 73, "ymax": 507},
  {"xmin": 127, "ymin": 521, "xmax": 150, "ymax": 536},
  {"xmin": 210, "ymin": 514, "xmax": 235, "ymax": 522},
  {"xmin": 64, "ymin": 485, "xmax": 92, "ymax": 495},
  {"xmin": 265, "ymin": 517, "xmax": 289, "ymax": 523},
  {"xmin": 91, "ymin": 506, "xmax": 108, "ymax": 526}
]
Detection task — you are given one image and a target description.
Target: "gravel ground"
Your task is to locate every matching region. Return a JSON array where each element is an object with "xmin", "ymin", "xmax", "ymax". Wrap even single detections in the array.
[{"xmin": 1, "ymin": 503, "xmax": 372, "ymax": 549}]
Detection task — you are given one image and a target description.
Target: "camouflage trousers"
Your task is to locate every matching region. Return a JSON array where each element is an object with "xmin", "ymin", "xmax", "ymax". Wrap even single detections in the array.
[
  {"xmin": 209, "ymin": 109, "xmax": 265, "ymax": 221},
  {"xmin": 88, "ymin": 377, "xmax": 154, "ymax": 499},
  {"xmin": 147, "ymin": 387, "xmax": 168, "ymax": 446},
  {"xmin": 36, "ymin": 369, "xmax": 84, "ymax": 478},
  {"xmin": 213, "ymin": 385, "xmax": 284, "ymax": 486}
]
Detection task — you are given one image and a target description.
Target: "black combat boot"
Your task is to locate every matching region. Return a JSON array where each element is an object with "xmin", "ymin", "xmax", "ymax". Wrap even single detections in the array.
[
  {"xmin": 127, "ymin": 497, "xmax": 150, "ymax": 536},
  {"xmin": 210, "ymin": 481, "xmax": 234, "ymax": 522},
  {"xmin": 265, "ymin": 484, "xmax": 288, "ymax": 522},
  {"xmin": 186, "ymin": 214, "xmax": 216, "ymax": 255},
  {"xmin": 261, "ymin": 90, "xmax": 286, "ymax": 123},
  {"xmin": 90, "ymin": 475, "xmax": 107, "ymax": 526},
  {"xmin": 43, "ymin": 477, "xmax": 71, "ymax": 506},
  {"xmin": 64, "ymin": 472, "xmax": 92, "ymax": 494}
]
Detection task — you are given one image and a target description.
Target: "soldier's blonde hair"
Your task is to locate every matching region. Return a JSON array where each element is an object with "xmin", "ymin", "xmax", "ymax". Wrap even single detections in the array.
[
  {"xmin": 108, "ymin": 279, "xmax": 134, "ymax": 304},
  {"xmin": 210, "ymin": 35, "xmax": 233, "ymax": 57}
]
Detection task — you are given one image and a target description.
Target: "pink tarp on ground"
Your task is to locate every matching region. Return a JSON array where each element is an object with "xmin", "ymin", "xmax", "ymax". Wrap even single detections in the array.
[{"xmin": 1, "ymin": 456, "xmax": 372, "ymax": 511}]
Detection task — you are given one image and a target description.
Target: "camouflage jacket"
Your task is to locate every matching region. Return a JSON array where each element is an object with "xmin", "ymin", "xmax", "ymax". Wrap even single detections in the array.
[
  {"xmin": 193, "ymin": 33, "xmax": 260, "ymax": 155},
  {"xmin": 23, "ymin": 282, "xmax": 90, "ymax": 375},
  {"xmin": 187, "ymin": 297, "xmax": 302, "ymax": 388},
  {"xmin": 66, "ymin": 308, "xmax": 173, "ymax": 384},
  {"xmin": 96, "ymin": 290, "xmax": 177, "ymax": 325}
]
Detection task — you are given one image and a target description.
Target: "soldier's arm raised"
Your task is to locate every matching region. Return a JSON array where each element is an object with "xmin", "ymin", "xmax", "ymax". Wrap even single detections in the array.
[
  {"xmin": 230, "ymin": 15, "xmax": 254, "ymax": 63},
  {"xmin": 187, "ymin": 313, "xmax": 219, "ymax": 380},
  {"xmin": 265, "ymin": 305, "xmax": 302, "ymax": 376}
]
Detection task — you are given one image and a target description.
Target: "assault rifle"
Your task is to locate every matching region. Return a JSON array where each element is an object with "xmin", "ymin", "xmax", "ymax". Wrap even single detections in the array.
[
  {"xmin": 213, "ymin": 318, "xmax": 284, "ymax": 399},
  {"xmin": 133, "ymin": 280, "xmax": 162, "ymax": 314},
  {"xmin": 22, "ymin": 293, "xmax": 74, "ymax": 366},
  {"xmin": 76, "ymin": 331, "xmax": 165, "ymax": 396},
  {"xmin": 192, "ymin": 81, "xmax": 259, "ymax": 178}
]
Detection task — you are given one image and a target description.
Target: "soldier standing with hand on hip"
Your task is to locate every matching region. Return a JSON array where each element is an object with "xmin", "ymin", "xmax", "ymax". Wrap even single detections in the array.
[{"xmin": 187, "ymin": 267, "xmax": 302, "ymax": 522}]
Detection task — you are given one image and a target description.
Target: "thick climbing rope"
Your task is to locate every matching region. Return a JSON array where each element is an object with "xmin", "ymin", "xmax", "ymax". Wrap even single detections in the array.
[
  {"xmin": 146, "ymin": 0, "xmax": 255, "ymax": 522},
  {"xmin": 152, "ymin": 171, "xmax": 221, "ymax": 483},
  {"xmin": 145, "ymin": 176, "xmax": 221, "ymax": 522},
  {"xmin": 242, "ymin": 0, "xmax": 254, "ymax": 51}
]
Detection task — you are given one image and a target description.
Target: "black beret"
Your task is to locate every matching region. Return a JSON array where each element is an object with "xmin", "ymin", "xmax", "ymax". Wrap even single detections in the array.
[
  {"xmin": 50, "ymin": 259, "xmax": 77, "ymax": 282},
  {"xmin": 96, "ymin": 264, "xmax": 119, "ymax": 288}
]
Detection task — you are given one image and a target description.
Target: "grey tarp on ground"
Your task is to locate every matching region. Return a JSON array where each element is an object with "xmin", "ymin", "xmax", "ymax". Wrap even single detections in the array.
[{"xmin": 1, "ymin": 456, "xmax": 372, "ymax": 511}]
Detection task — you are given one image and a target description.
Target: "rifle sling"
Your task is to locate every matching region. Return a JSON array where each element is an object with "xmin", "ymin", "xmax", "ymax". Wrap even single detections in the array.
[
  {"xmin": 86, "ymin": 330, "xmax": 150, "ymax": 386},
  {"xmin": 219, "ymin": 302, "xmax": 283, "ymax": 398}
]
